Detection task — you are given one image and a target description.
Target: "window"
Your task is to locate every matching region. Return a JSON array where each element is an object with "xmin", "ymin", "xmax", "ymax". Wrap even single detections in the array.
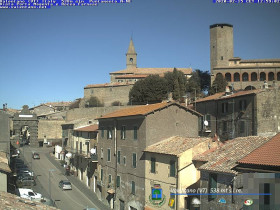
[
  {"xmin": 239, "ymin": 121, "xmax": 245, "ymax": 134},
  {"xmin": 234, "ymin": 73, "xmax": 240, "ymax": 81},
  {"xmin": 277, "ymin": 72, "xmax": 280, "ymax": 81},
  {"xmin": 117, "ymin": 176, "xmax": 120, "ymax": 188},
  {"xmin": 221, "ymin": 56, "xmax": 223, "ymax": 60},
  {"xmin": 263, "ymin": 183, "xmax": 270, "ymax": 205},
  {"xmin": 242, "ymin": 72, "xmax": 249, "ymax": 81},
  {"xmin": 121, "ymin": 126, "xmax": 126, "ymax": 139},
  {"xmin": 132, "ymin": 153, "xmax": 137, "ymax": 168},
  {"xmin": 208, "ymin": 173, "xmax": 217, "ymax": 201},
  {"xmin": 117, "ymin": 151, "xmax": 121, "ymax": 164},
  {"xmin": 100, "ymin": 168, "xmax": 103, "ymax": 181},
  {"xmin": 107, "ymin": 149, "xmax": 111, "ymax": 162},
  {"xmin": 108, "ymin": 174, "xmax": 112, "ymax": 183},
  {"xmin": 101, "ymin": 127, "xmax": 104, "ymax": 138},
  {"xmin": 123, "ymin": 156, "xmax": 126, "ymax": 165},
  {"xmin": 133, "ymin": 126, "xmax": 138, "ymax": 140},
  {"xmin": 223, "ymin": 121, "xmax": 227, "ymax": 132},
  {"xmin": 151, "ymin": 157, "xmax": 156, "ymax": 173},
  {"xmin": 225, "ymin": 73, "xmax": 231, "ymax": 82},
  {"xmin": 170, "ymin": 160, "xmax": 176, "ymax": 177},
  {"xmin": 260, "ymin": 72, "xmax": 266, "ymax": 81},
  {"xmin": 268, "ymin": 72, "xmax": 274, "ymax": 81},
  {"xmin": 239, "ymin": 100, "xmax": 247, "ymax": 111},
  {"xmin": 251, "ymin": 72, "xmax": 257, "ymax": 81},
  {"xmin": 107, "ymin": 127, "xmax": 112, "ymax": 139},
  {"xmin": 222, "ymin": 102, "xmax": 228, "ymax": 113},
  {"xmin": 131, "ymin": 181, "xmax": 135, "ymax": 195}
]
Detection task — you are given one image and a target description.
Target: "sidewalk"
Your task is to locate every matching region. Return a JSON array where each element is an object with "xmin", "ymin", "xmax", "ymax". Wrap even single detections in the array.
[{"xmin": 46, "ymin": 152, "xmax": 110, "ymax": 210}]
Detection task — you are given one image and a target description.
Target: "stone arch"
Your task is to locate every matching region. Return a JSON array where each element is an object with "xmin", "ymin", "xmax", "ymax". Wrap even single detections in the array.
[
  {"xmin": 268, "ymin": 72, "xmax": 274, "ymax": 81},
  {"xmin": 278, "ymin": 72, "xmax": 280, "ymax": 81},
  {"xmin": 245, "ymin": 85, "xmax": 256, "ymax": 90},
  {"xmin": 242, "ymin": 72, "xmax": 249, "ymax": 81},
  {"xmin": 13, "ymin": 105, "xmax": 38, "ymax": 147},
  {"xmin": 260, "ymin": 72, "xmax": 266, "ymax": 81},
  {"xmin": 234, "ymin": 73, "xmax": 240, "ymax": 81},
  {"xmin": 225, "ymin": 73, "xmax": 231, "ymax": 82},
  {"xmin": 251, "ymin": 72, "xmax": 257, "ymax": 81},
  {"xmin": 216, "ymin": 72, "xmax": 223, "ymax": 78}
]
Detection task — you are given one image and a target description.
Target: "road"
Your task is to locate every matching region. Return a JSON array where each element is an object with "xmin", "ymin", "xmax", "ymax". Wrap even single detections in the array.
[{"xmin": 19, "ymin": 145, "xmax": 105, "ymax": 210}]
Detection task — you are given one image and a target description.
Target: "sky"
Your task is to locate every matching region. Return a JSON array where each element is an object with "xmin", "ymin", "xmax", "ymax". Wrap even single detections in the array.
[{"xmin": 0, "ymin": 0, "xmax": 279, "ymax": 109}]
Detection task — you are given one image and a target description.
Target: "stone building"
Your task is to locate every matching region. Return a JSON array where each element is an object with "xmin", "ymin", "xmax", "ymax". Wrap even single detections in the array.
[
  {"xmin": 210, "ymin": 23, "xmax": 280, "ymax": 90},
  {"xmin": 96, "ymin": 102, "xmax": 202, "ymax": 210},
  {"xmin": 193, "ymin": 135, "xmax": 272, "ymax": 210},
  {"xmin": 0, "ymin": 111, "xmax": 11, "ymax": 155},
  {"xmin": 195, "ymin": 87, "xmax": 280, "ymax": 140},
  {"xmin": 83, "ymin": 39, "xmax": 192, "ymax": 107},
  {"xmin": 143, "ymin": 136, "xmax": 215, "ymax": 210}
]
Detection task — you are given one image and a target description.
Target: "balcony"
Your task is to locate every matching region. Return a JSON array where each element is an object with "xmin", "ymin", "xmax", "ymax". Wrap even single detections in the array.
[{"xmin": 90, "ymin": 154, "xmax": 98, "ymax": 162}]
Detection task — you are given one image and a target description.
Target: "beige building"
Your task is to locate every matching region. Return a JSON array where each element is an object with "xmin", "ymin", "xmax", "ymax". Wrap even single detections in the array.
[
  {"xmin": 144, "ymin": 136, "xmax": 216, "ymax": 210},
  {"xmin": 83, "ymin": 39, "xmax": 192, "ymax": 107},
  {"xmin": 0, "ymin": 152, "xmax": 11, "ymax": 192},
  {"xmin": 210, "ymin": 23, "xmax": 280, "ymax": 90},
  {"xmin": 67, "ymin": 123, "xmax": 98, "ymax": 190}
]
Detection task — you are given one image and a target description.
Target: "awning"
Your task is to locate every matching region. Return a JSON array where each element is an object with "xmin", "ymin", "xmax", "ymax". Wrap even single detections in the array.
[{"xmin": 107, "ymin": 189, "xmax": 115, "ymax": 194}]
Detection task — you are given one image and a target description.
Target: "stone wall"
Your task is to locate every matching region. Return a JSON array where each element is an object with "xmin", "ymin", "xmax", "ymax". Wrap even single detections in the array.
[
  {"xmin": 38, "ymin": 119, "xmax": 65, "ymax": 141},
  {"xmin": 0, "ymin": 112, "xmax": 10, "ymax": 154},
  {"xmin": 256, "ymin": 88, "xmax": 280, "ymax": 136},
  {"xmin": 83, "ymin": 84, "xmax": 133, "ymax": 107},
  {"xmin": 66, "ymin": 106, "xmax": 130, "ymax": 122}
]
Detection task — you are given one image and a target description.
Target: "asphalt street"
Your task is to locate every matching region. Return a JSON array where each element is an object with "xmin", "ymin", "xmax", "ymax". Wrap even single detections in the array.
[{"xmin": 19, "ymin": 145, "xmax": 109, "ymax": 210}]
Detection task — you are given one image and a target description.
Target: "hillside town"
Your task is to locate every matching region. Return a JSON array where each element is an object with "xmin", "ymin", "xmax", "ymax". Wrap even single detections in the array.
[{"xmin": 0, "ymin": 23, "xmax": 280, "ymax": 210}]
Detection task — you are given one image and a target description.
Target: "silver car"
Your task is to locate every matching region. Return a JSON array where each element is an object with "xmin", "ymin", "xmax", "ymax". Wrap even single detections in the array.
[{"xmin": 59, "ymin": 180, "xmax": 72, "ymax": 190}]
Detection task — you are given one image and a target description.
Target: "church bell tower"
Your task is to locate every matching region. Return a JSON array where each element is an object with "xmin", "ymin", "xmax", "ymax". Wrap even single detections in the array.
[{"xmin": 126, "ymin": 39, "xmax": 137, "ymax": 69}]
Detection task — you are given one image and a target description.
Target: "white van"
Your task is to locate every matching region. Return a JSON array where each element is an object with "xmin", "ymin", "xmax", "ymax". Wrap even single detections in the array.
[{"xmin": 15, "ymin": 188, "xmax": 42, "ymax": 200}]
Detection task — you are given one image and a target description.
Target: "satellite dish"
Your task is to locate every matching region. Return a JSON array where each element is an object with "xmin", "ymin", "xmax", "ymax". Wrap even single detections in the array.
[{"xmin": 204, "ymin": 120, "xmax": 209, "ymax": 126}]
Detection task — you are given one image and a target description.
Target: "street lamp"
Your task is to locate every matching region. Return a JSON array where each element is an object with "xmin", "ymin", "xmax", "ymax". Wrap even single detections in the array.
[{"xmin": 49, "ymin": 169, "xmax": 55, "ymax": 200}]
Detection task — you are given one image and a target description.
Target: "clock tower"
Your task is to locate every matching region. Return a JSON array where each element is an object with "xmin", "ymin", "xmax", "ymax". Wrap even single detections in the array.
[{"xmin": 126, "ymin": 39, "xmax": 137, "ymax": 69}]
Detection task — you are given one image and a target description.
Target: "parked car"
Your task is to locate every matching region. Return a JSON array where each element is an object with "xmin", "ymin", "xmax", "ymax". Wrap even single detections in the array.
[
  {"xmin": 59, "ymin": 180, "xmax": 72, "ymax": 190},
  {"xmin": 32, "ymin": 153, "xmax": 40, "ymax": 159},
  {"xmin": 16, "ymin": 176, "xmax": 36, "ymax": 187},
  {"xmin": 16, "ymin": 169, "xmax": 34, "ymax": 177},
  {"xmin": 15, "ymin": 188, "xmax": 42, "ymax": 200}
]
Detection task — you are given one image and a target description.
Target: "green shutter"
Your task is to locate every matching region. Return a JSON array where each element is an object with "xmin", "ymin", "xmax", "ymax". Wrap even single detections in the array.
[
  {"xmin": 117, "ymin": 151, "xmax": 121, "ymax": 164},
  {"xmin": 132, "ymin": 181, "xmax": 135, "ymax": 194},
  {"xmin": 151, "ymin": 158, "xmax": 156, "ymax": 173},
  {"xmin": 101, "ymin": 168, "xmax": 103, "ymax": 181},
  {"xmin": 107, "ymin": 149, "xmax": 111, "ymax": 161},
  {"xmin": 170, "ymin": 161, "xmax": 175, "ymax": 177},
  {"xmin": 208, "ymin": 173, "xmax": 217, "ymax": 200},
  {"xmin": 134, "ymin": 126, "xmax": 137, "ymax": 140},
  {"xmin": 133, "ymin": 153, "xmax": 136, "ymax": 168},
  {"xmin": 117, "ymin": 176, "xmax": 120, "ymax": 187}
]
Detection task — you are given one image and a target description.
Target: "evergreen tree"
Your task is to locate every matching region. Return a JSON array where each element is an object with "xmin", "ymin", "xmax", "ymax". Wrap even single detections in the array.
[{"xmin": 209, "ymin": 74, "xmax": 228, "ymax": 95}]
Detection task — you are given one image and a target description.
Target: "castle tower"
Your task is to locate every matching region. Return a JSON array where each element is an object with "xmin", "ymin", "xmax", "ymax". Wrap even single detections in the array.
[
  {"xmin": 210, "ymin": 23, "xmax": 233, "ymax": 73},
  {"xmin": 126, "ymin": 39, "xmax": 137, "ymax": 69}
]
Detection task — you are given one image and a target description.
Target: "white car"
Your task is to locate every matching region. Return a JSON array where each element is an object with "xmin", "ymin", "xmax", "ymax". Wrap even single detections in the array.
[{"xmin": 16, "ymin": 188, "xmax": 42, "ymax": 200}]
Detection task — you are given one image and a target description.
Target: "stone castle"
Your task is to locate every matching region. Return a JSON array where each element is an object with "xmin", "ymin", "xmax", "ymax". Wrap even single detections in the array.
[{"xmin": 210, "ymin": 23, "xmax": 280, "ymax": 90}]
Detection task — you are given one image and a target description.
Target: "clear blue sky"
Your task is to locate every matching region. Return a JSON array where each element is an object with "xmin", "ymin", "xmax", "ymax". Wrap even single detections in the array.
[{"xmin": 0, "ymin": 0, "xmax": 279, "ymax": 109}]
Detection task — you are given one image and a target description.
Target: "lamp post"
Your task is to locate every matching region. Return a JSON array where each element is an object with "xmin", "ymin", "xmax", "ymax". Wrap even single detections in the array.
[{"xmin": 49, "ymin": 169, "xmax": 55, "ymax": 200}]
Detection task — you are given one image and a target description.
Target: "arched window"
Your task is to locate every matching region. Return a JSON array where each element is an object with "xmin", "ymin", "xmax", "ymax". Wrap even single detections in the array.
[
  {"xmin": 268, "ymin": 72, "xmax": 274, "ymax": 81},
  {"xmin": 251, "ymin": 72, "xmax": 257, "ymax": 81},
  {"xmin": 260, "ymin": 72, "xmax": 266, "ymax": 81},
  {"xmin": 234, "ymin": 73, "xmax": 240, "ymax": 82},
  {"xmin": 216, "ymin": 73, "xmax": 222, "ymax": 78},
  {"xmin": 242, "ymin": 73, "xmax": 249, "ymax": 81},
  {"xmin": 277, "ymin": 72, "xmax": 280, "ymax": 81},
  {"xmin": 225, "ymin": 73, "xmax": 231, "ymax": 82}
]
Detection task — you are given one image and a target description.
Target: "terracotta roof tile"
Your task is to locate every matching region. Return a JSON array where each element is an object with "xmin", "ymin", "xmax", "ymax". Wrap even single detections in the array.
[
  {"xmin": 74, "ymin": 124, "xmax": 99, "ymax": 132},
  {"xmin": 238, "ymin": 133, "xmax": 280, "ymax": 166},
  {"xmin": 144, "ymin": 136, "xmax": 211, "ymax": 156},
  {"xmin": 97, "ymin": 102, "xmax": 202, "ymax": 120},
  {"xmin": 110, "ymin": 67, "xmax": 192, "ymax": 75},
  {"xmin": 195, "ymin": 89, "xmax": 263, "ymax": 103},
  {"xmin": 193, "ymin": 136, "xmax": 271, "ymax": 174},
  {"xmin": 84, "ymin": 82, "xmax": 134, "ymax": 89}
]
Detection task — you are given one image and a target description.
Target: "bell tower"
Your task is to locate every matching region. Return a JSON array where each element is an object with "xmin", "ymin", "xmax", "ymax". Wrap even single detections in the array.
[{"xmin": 126, "ymin": 39, "xmax": 137, "ymax": 69}]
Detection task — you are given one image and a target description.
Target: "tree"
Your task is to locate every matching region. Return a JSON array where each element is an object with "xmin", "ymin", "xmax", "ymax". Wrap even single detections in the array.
[
  {"xmin": 164, "ymin": 68, "xmax": 187, "ymax": 100},
  {"xmin": 86, "ymin": 96, "xmax": 104, "ymax": 107},
  {"xmin": 209, "ymin": 74, "xmax": 228, "ymax": 95},
  {"xmin": 196, "ymin": 69, "xmax": 211, "ymax": 92},
  {"xmin": 69, "ymin": 99, "xmax": 81, "ymax": 109},
  {"xmin": 129, "ymin": 75, "xmax": 168, "ymax": 104}
]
